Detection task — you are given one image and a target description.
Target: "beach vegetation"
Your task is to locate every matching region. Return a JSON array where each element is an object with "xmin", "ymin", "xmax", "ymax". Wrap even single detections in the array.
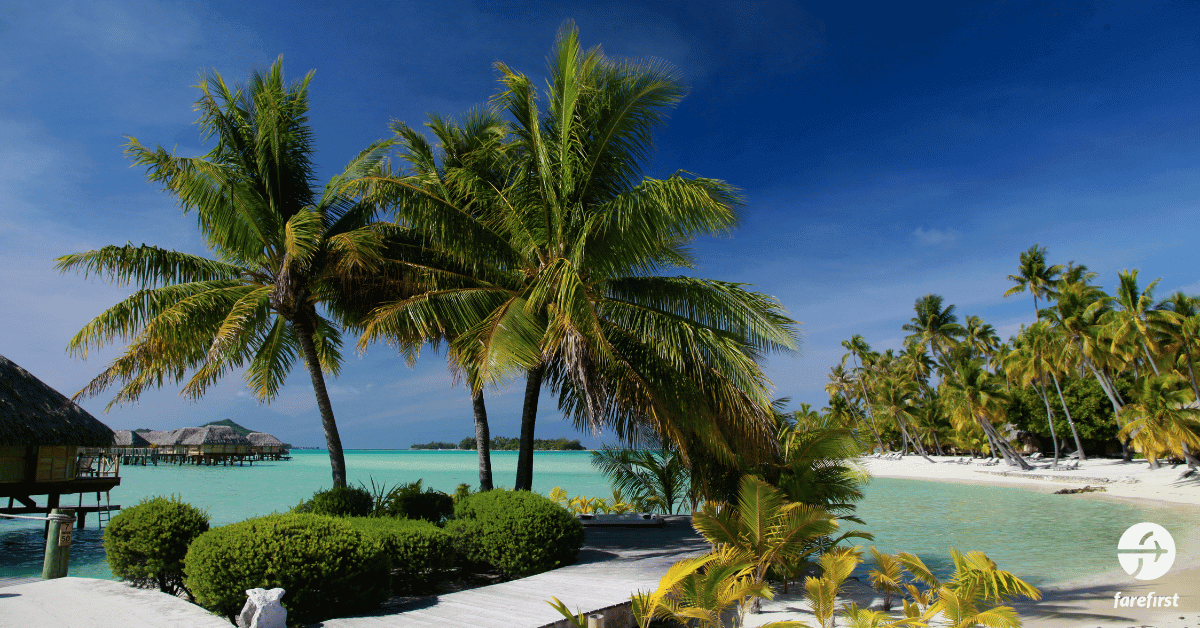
[
  {"xmin": 185, "ymin": 513, "xmax": 390, "ymax": 624},
  {"xmin": 590, "ymin": 442, "xmax": 690, "ymax": 514},
  {"xmin": 103, "ymin": 495, "xmax": 210, "ymax": 599},
  {"xmin": 56, "ymin": 59, "xmax": 396, "ymax": 488},
  {"xmin": 450, "ymin": 488, "xmax": 584, "ymax": 577}
]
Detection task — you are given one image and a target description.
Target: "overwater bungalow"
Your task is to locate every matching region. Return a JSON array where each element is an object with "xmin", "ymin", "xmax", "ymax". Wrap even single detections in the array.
[
  {"xmin": 180, "ymin": 426, "xmax": 253, "ymax": 465},
  {"xmin": 247, "ymin": 432, "xmax": 289, "ymax": 460},
  {"xmin": 0, "ymin": 354, "xmax": 121, "ymax": 527}
]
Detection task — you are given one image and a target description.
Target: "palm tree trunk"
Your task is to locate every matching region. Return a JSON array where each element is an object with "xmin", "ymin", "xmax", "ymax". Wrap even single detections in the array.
[
  {"xmin": 515, "ymin": 363, "xmax": 546, "ymax": 491},
  {"xmin": 1140, "ymin": 338, "xmax": 1161, "ymax": 376},
  {"xmin": 472, "ymin": 388, "xmax": 493, "ymax": 491},
  {"xmin": 294, "ymin": 316, "xmax": 347, "ymax": 488},
  {"xmin": 894, "ymin": 413, "xmax": 935, "ymax": 463},
  {"xmin": 976, "ymin": 412, "xmax": 1032, "ymax": 470},
  {"xmin": 1033, "ymin": 379, "xmax": 1060, "ymax": 464},
  {"xmin": 1049, "ymin": 372, "xmax": 1087, "ymax": 461},
  {"xmin": 1080, "ymin": 349, "xmax": 1133, "ymax": 461}
]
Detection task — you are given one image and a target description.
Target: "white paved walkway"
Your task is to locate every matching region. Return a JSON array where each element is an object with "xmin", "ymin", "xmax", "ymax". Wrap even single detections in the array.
[{"xmin": 0, "ymin": 577, "xmax": 230, "ymax": 628}]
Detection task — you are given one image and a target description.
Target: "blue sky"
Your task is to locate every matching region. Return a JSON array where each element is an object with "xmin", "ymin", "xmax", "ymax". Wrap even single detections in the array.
[{"xmin": 3, "ymin": 1, "xmax": 1199, "ymax": 450}]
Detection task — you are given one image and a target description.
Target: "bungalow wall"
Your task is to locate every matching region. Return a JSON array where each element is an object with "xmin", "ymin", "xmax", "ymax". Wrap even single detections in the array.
[{"xmin": 0, "ymin": 445, "xmax": 79, "ymax": 483}]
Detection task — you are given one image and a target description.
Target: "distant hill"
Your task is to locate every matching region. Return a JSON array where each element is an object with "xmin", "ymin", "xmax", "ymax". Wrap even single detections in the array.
[{"xmin": 201, "ymin": 419, "xmax": 255, "ymax": 436}]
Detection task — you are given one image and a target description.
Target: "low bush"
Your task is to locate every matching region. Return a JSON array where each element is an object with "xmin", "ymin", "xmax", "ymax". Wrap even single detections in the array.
[
  {"xmin": 184, "ymin": 513, "xmax": 390, "ymax": 624},
  {"xmin": 453, "ymin": 489, "xmax": 584, "ymax": 577},
  {"xmin": 347, "ymin": 517, "xmax": 455, "ymax": 585},
  {"xmin": 290, "ymin": 486, "xmax": 374, "ymax": 517},
  {"xmin": 103, "ymin": 496, "xmax": 210, "ymax": 598},
  {"xmin": 377, "ymin": 480, "xmax": 454, "ymax": 523}
]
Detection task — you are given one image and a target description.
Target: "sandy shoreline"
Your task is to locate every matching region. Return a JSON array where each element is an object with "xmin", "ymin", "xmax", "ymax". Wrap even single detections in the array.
[{"xmin": 745, "ymin": 455, "xmax": 1200, "ymax": 628}]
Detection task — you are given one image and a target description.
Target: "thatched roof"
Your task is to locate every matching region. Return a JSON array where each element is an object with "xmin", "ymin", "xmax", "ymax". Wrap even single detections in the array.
[
  {"xmin": 140, "ymin": 430, "xmax": 175, "ymax": 446},
  {"xmin": 181, "ymin": 425, "xmax": 251, "ymax": 446},
  {"xmin": 0, "ymin": 354, "xmax": 114, "ymax": 447},
  {"xmin": 113, "ymin": 430, "xmax": 150, "ymax": 447},
  {"xmin": 168, "ymin": 427, "xmax": 202, "ymax": 445},
  {"xmin": 247, "ymin": 432, "xmax": 284, "ymax": 447}
]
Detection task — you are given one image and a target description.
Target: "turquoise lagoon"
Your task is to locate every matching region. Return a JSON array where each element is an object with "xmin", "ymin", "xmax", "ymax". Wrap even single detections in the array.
[{"xmin": 1, "ymin": 450, "xmax": 1196, "ymax": 585}]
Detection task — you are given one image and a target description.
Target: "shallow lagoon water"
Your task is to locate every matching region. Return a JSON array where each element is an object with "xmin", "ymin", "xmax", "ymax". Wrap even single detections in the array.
[{"xmin": 2, "ymin": 450, "xmax": 1196, "ymax": 585}]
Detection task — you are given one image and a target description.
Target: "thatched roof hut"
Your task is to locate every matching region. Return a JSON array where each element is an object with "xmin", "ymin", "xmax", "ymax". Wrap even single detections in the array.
[
  {"xmin": 113, "ymin": 430, "xmax": 150, "ymax": 447},
  {"xmin": 0, "ymin": 354, "xmax": 113, "ymax": 447},
  {"xmin": 181, "ymin": 426, "xmax": 251, "ymax": 447},
  {"xmin": 140, "ymin": 430, "xmax": 175, "ymax": 446},
  {"xmin": 246, "ymin": 432, "xmax": 284, "ymax": 447}
]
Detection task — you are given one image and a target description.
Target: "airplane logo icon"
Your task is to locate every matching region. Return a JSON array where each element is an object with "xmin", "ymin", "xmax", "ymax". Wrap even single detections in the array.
[{"xmin": 1117, "ymin": 522, "xmax": 1175, "ymax": 581}]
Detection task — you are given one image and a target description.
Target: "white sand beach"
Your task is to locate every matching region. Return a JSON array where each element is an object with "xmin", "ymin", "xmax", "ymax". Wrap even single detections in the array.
[{"xmin": 744, "ymin": 455, "xmax": 1200, "ymax": 628}]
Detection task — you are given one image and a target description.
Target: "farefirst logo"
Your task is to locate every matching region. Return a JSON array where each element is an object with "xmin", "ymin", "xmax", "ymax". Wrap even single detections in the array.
[
  {"xmin": 1117, "ymin": 522, "xmax": 1175, "ymax": 580},
  {"xmin": 1113, "ymin": 592, "xmax": 1180, "ymax": 608}
]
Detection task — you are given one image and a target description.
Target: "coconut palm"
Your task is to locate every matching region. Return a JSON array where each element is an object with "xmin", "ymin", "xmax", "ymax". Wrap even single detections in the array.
[
  {"xmin": 1003, "ymin": 244, "xmax": 1062, "ymax": 319},
  {"xmin": 941, "ymin": 359, "xmax": 1032, "ymax": 469},
  {"xmin": 902, "ymin": 294, "xmax": 965, "ymax": 365},
  {"xmin": 367, "ymin": 24, "xmax": 798, "ymax": 491},
  {"xmin": 1156, "ymin": 291, "xmax": 1200, "ymax": 400},
  {"xmin": 1119, "ymin": 375, "xmax": 1200, "ymax": 469},
  {"xmin": 961, "ymin": 315, "xmax": 1000, "ymax": 364},
  {"xmin": 1105, "ymin": 269, "xmax": 1167, "ymax": 377},
  {"xmin": 590, "ymin": 441, "xmax": 689, "ymax": 514},
  {"xmin": 56, "ymin": 60, "xmax": 393, "ymax": 487},
  {"xmin": 828, "ymin": 363, "xmax": 885, "ymax": 451},
  {"xmin": 874, "ymin": 377, "xmax": 935, "ymax": 462}
]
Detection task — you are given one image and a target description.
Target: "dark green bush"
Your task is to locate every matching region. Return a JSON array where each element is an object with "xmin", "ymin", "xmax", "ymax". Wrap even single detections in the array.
[
  {"xmin": 378, "ymin": 480, "xmax": 454, "ymax": 523},
  {"xmin": 184, "ymin": 513, "xmax": 390, "ymax": 624},
  {"xmin": 347, "ymin": 517, "xmax": 454, "ymax": 585},
  {"xmin": 103, "ymin": 496, "xmax": 209, "ymax": 597},
  {"xmin": 453, "ymin": 489, "xmax": 584, "ymax": 577},
  {"xmin": 290, "ymin": 486, "xmax": 374, "ymax": 517}
]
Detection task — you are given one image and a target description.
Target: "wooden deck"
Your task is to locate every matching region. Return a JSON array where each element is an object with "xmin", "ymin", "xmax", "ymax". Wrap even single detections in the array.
[{"xmin": 315, "ymin": 515, "xmax": 709, "ymax": 628}]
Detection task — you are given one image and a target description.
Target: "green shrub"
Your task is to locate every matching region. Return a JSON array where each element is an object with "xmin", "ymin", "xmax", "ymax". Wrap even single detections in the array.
[
  {"xmin": 103, "ymin": 496, "xmax": 210, "ymax": 598},
  {"xmin": 453, "ymin": 489, "xmax": 584, "ymax": 577},
  {"xmin": 290, "ymin": 486, "xmax": 374, "ymax": 517},
  {"xmin": 184, "ymin": 513, "xmax": 390, "ymax": 624},
  {"xmin": 378, "ymin": 480, "xmax": 454, "ymax": 523},
  {"xmin": 347, "ymin": 517, "xmax": 455, "ymax": 585}
]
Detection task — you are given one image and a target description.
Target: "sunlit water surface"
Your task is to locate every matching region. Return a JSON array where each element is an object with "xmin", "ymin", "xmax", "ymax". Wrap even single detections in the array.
[{"xmin": 2, "ymin": 450, "xmax": 1196, "ymax": 586}]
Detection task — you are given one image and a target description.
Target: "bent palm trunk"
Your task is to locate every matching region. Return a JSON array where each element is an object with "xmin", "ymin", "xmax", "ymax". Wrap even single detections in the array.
[
  {"xmin": 515, "ymin": 364, "xmax": 546, "ymax": 490},
  {"xmin": 1050, "ymin": 372, "xmax": 1087, "ymax": 461},
  {"xmin": 472, "ymin": 388, "xmax": 493, "ymax": 491}
]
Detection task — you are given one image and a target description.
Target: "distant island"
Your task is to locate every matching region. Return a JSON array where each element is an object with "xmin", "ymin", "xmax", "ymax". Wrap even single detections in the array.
[{"xmin": 411, "ymin": 436, "xmax": 586, "ymax": 451}]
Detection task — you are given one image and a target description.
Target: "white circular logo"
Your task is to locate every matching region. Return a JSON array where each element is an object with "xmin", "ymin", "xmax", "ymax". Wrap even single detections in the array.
[{"xmin": 1117, "ymin": 522, "xmax": 1175, "ymax": 580}]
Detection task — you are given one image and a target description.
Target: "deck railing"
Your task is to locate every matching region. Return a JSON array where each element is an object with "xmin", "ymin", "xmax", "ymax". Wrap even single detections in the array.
[{"xmin": 75, "ymin": 452, "xmax": 120, "ymax": 479}]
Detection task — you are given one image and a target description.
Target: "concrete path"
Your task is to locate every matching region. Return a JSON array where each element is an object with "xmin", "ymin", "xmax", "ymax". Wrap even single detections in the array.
[
  {"xmin": 316, "ymin": 515, "xmax": 708, "ymax": 628},
  {"xmin": 0, "ymin": 577, "xmax": 230, "ymax": 628}
]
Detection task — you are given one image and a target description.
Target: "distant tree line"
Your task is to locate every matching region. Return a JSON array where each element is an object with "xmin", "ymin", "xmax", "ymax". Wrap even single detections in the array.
[
  {"xmin": 409, "ymin": 442, "xmax": 459, "ymax": 450},
  {"xmin": 458, "ymin": 436, "xmax": 586, "ymax": 451}
]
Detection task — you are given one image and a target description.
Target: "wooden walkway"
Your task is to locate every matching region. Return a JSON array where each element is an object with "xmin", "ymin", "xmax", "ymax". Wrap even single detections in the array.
[{"xmin": 316, "ymin": 515, "xmax": 709, "ymax": 628}]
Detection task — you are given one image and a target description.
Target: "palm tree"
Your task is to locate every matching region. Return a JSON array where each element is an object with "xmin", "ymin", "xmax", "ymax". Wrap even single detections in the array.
[
  {"xmin": 355, "ymin": 109, "xmax": 516, "ymax": 491},
  {"xmin": 1105, "ymin": 269, "xmax": 1166, "ymax": 377},
  {"xmin": 56, "ymin": 60, "xmax": 392, "ymax": 487},
  {"xmin": 941, "ymin": 359, "xmax": 1032, "ymax": 469},
  {"xmin": 902, "ymin": 294, "xmax": 965, "ymax": 365},
  {"xmin": 1003, "ymin": 244, "xmax": 1062, "ymax": 319},
  {"xmin": 369, "ymin": 24, "xmax": 799, "ymax": 491},
  {"xmin": 961, "ymin": 315, "xmax": 1000, "ymax": 364},
  {"xmin": 1119, "ymin": 375, "xmax": 1200, "ymax": 469},
  {"xmin": 590, "ymin": 441, "xmax": 689, "ymax": 514},
  {"xmin": 842, "ymin": 336, "xmax": 886, "ymax": 450}
]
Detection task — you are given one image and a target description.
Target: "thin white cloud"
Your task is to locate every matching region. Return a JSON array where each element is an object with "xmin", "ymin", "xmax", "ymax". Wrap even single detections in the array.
[{"xmin": 912, "ymin": 226, "xmax": 960, "ymax": 246}]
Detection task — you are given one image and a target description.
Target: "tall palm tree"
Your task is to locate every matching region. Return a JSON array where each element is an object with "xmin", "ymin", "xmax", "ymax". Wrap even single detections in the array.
[
  {"xmin": 1003, "ymin": 244, "xmax": 1062, "ymax": 319},
  {"xmin": 56, "ymin": 60, "xmax": 392, "ymax": 487},
  {"xmin": 902, "ymin": 294, "xmax": 965, "ymax": 366},
  {"xmin": 961, "ymin": 315, "xmax": 1000, "ymax": 364},
  {"xmin": 941, "ymin": 360, "xmax": 1032, "ymax": 470},
  {"xmin": 842, "ymin": 335, "xmax": 886, "ymax": 450},
  {"xmin": 1105, "ymin": 269, "xmax": 1166, "ymax": 377},
  {"xmin": 368, "ymin": 24, "xmax": 799, "ymax": 491},
  {"xmin": 356, "ymin": 109, "xmax": 515, "ymax": 491}
]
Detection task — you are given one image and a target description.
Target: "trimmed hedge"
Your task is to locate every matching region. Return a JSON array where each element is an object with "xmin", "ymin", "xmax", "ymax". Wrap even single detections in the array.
[
  {"xmin": 377, "ymin": 481, "xmax": 454, "ymax": 523},
  {"xmin": 103, "ymin": 496, "xmax": 209, "ymax": 597},
  {"xmin": 184, "ymin": 513, "xmax": 390, "ymax": 624},
  {"xmin": 347, "ymin": 517, "xmax": 455, "ymax": 585},
  {"xmin": 453, "ymin": 489, "xmax": 584, "ymax": 577},
  {"xmin": 290, "ymin": 486, "xmax": 374, "ymax": 517}
]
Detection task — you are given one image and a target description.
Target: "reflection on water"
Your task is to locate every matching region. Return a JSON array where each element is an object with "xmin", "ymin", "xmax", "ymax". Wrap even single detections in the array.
[{"xmin": 2, "ymin": 451, "xmax": 1196, "ymax": 586}]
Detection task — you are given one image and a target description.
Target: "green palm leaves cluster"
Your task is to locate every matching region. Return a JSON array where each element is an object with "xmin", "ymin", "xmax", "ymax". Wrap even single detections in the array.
[
  {"xmin": 58, "ymin": 26, "xmax": 799, "ymax": 489},
  {"xmin": 822, "ymin": 242, "xmax": 1200, "ymax": 469}
]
